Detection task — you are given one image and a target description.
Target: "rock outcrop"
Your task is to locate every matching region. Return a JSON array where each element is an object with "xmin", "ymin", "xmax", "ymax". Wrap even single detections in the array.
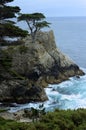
[
  {"xmin": 0, "ymin": 80, "xmax": 47, "ymax": 103},
  {"xmin": 0, "ymin": 30, "xmax": 84, "ymax": 103}
]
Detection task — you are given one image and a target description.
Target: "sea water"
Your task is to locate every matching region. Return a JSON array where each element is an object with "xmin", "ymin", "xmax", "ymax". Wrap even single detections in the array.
[
  {"xmin": 9, "ymin": 17, "xmax": 86, "ymax": 112},
  {"xmin": 9, "ymin": 68, "xmax": 86, "ymax": 112},
  {"xmin": 47, "ymin": 17, "xmax": 86, "ymax": 68},
  {"xmin": 44, "ymin": 68, "xmax": 86, "ymax": 111}
]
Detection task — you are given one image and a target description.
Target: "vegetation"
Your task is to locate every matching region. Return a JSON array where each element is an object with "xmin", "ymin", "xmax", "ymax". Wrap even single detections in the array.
[
  {"xmin": 0, "ymin": 49, "xmax": 12, "ymax": 70},
  {"xmin": 0, "ymin": 0, "xmax": 28, "ymax": 46},
  {"xmin": 0, "ymin": 47, "xmax": 26, "ymax": 80},
  {"xmin": 0, "ymin": 109, "xmax": 8, "ymax": 113},
  {"xmin": 18, "ymin": 13, "xmax": 50, "ymax": 43},
  {"xmin": 0, "ymin": 1, "xmax": 85, "ymax": 130},
  {"xmin": 0, "ymin": 109, "xmax": 86, "ymax": 130},
  {"xmin": 24, "ymin": 104, "xmax": 46, "ymax": 122}
]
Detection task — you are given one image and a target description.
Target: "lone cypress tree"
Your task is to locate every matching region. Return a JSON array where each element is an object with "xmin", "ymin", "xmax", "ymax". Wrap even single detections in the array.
[
  {"xmin": 18, "ymin": 13, "xmax": 50, "ymax": 43},
  {"xmin": 0, "ymin": 0, "xmax": 28, "ymax": 45}
]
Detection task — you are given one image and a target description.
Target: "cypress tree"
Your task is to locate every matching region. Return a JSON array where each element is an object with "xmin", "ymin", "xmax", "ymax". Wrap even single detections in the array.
[
  {"xmin": 0, "ymin": 0, "xmax": 28, "ymax": 45},
  {"xmin": 18, "ymin": 13, "xmax": 50, "ymax": 43}
]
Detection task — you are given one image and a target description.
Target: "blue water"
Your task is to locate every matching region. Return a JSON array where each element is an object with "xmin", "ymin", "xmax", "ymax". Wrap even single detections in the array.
[
  {"xmin": 18, "ymin": 17, "xmax": 86, "ymax": 67},
  {"xmin": 47, "ymin": 17, "xmax": 86, "ymax": 68},
  {"xmin": 44, "ymin": 68, "xmax": 86, "ymax": 111},
  {"xmin": 9, "ymin": 17, "xmax": 86, "ymax": 112}
]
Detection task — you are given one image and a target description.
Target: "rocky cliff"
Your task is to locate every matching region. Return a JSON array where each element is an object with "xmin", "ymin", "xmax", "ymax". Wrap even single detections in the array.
[{"xmin": 0, "ymin": 30, "xmax": 84, "ymax": 103}]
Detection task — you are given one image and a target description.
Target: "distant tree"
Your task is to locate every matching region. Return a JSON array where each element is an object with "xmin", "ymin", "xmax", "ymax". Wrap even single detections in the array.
[
  {"xmin": 18, "ymin": 13, "xmax": 50, "ymax": 43},
  {"xmin": 0, "ymin": 0, "xmax": 28, "ymax": 45}
]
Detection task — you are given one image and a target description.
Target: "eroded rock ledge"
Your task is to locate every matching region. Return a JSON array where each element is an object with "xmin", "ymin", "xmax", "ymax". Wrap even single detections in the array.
[{"xmin": 0, "ymin": 30, "xmax": 84, "ymax": 103}]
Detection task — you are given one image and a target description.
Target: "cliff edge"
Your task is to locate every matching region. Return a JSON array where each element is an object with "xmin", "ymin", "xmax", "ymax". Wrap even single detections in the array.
[{"xmin": 0, "ymin": 30, "xmax": 84, "ymax": 103}]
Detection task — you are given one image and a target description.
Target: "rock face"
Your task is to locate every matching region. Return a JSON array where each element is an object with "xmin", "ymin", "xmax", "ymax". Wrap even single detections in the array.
[
  {"xmin": 0, "ymin": 80, "xmax": 47, "ymax": 103},
  {"xmin": 0, "ymin": 30, "xmax": 84, "ymax": 103}
]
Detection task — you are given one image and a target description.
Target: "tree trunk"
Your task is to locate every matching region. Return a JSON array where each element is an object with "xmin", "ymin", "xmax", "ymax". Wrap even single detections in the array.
[{"xmin": 31, "ymin": 32, "xmax": 36, "ymax": 43}]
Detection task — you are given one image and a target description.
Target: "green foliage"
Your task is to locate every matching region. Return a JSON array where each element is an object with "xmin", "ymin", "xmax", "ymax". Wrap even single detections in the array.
[
  {"xmin": 0, "ymin": 22, "xmax": 28, "ymax": 38},
  {"xmin": 39, "ymin": 109, "xmax": 86, "ymax": 130},
  {"xmin": 0, "ymin": 47, "xmax": 26, "ymax": 80},
  {"xmin": 0, "ymin": 6, "xmax": 20, "ymax": 20},
  {"xmin": 36, "ymin": 21, "xmax": 50, "ymax": 29},
  {"xmin": 0, "ymin": 0, "xmax": 13, "ymax": 4},
  {"xmin": 18, "ymin": 13, "xmax": 45, "ymax": 21},
  {"xmin": 18, "ymin": 13, "xmax": 50, "ymax": 43},
  {"xmin": 77, "ymin": 122, "xmax": 86, "ymax": 130},
  {"xmin": 31, "ymin": 107, "xmax": 39, "ymax": 122},
  {"xmin": 1, "ymin": 50, "xmax": 12, "ymax": 70},
  {"xmin": 5, "ymin": 23, "xmax": 28, "ymax": 37},
  {"xmin": 35, "ymin": 122, "xmax": 49, "ymax": 130},
  {"xmin": 0, "ymin": 117, "xmax": 29, "ymax": 130},
  {"xmin": 0, "ymin": 0, "xmax": 28, "ymax": 44},
  {"xmin": 0, "ymin": 109, "xmax": 8, "ymax": 113},
  {"xmin": 23, "ymin": 104, "xmax": 46, "ymax": 123},
  {"xmin": 0, "ymin": 109, "xmax": 86, "ymax": 130}
]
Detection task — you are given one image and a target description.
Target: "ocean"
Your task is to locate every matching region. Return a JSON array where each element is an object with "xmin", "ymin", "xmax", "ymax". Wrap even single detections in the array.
[
  {"xmin": 47, "ymin": 17, "xmax": 86, "ymax": 68},
  {"xmin": 9, "ymin": 17, "xmax": 86, "ymax": 112}
]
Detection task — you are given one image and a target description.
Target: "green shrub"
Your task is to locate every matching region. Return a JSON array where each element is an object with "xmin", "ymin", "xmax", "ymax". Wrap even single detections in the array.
[
  {"xmin": 0, "ymin": 109, "xmax": 86, "ymax": 130},
  {"xmin": 0, "ymin": 109, "xmax": 8, "ymax": 113},
  {"xmin": 1, "ymin": 50, "xmax": 12, "ymax": 70},
  {"xmin": 77, "ymin": 122, "xmax": 86, "ymax": 130}
]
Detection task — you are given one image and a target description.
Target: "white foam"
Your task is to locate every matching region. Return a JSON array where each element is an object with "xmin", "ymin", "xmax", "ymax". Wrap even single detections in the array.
[{"xmin": 9, "ymin": 67, "xmax": 86, "ymax": 112}]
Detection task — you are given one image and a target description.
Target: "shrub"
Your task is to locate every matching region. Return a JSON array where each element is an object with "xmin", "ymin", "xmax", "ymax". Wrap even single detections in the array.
[
  {"xmin": 1, "ymin": 50, "xmax": 12, "ymax": 70},
  {"xmin": 0, "ymin": 109, "xmax": 86, "ymax": 130}
]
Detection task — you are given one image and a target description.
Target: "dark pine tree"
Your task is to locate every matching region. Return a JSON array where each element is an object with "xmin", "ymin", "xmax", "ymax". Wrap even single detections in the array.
[
  {"xmin": 0, "ymin": 0, "xmax": 28, "ymax": 46},
  {"xmin": 18, "ymin": 13, "xmax": 50, "ymax": 43}
]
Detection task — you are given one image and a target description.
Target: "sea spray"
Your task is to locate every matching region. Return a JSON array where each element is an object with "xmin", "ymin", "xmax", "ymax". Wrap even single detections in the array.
[{"xmin": 9, "ymin": 68, "xmax": 86, "ymax": 113}]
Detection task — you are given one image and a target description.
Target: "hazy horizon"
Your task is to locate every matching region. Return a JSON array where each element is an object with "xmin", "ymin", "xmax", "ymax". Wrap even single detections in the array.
[{"xmin": 10, "ymin": 0, "xmax": 86, "ymax": 17}]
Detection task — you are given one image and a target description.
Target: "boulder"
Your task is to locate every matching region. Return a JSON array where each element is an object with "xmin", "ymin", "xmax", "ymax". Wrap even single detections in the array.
[{"xmin": 0, "ymin": 80, "xmax": 47, "ymax": 103}]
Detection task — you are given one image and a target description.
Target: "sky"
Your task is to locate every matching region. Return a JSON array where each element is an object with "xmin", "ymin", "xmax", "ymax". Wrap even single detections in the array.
[{"xmin": 10, "ymin": 0, "xmax": 86, "ymax": 17}]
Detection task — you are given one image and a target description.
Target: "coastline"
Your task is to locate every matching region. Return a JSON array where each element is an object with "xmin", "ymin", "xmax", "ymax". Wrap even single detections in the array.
[{"xmin": 0, "ymin": 30, "xmax": 84, "ymax": 111}]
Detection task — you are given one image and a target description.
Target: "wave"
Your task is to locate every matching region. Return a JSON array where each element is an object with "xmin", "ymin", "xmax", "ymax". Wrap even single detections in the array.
[{"xmin": 9, "ymin": 67, "xmax": 86, "ymax": 113}]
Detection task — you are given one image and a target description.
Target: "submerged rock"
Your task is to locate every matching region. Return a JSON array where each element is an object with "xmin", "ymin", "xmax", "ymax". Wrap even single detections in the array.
[{"xmin": 0, "ymin": 30, "xmax": 84, "ymax": 103}]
